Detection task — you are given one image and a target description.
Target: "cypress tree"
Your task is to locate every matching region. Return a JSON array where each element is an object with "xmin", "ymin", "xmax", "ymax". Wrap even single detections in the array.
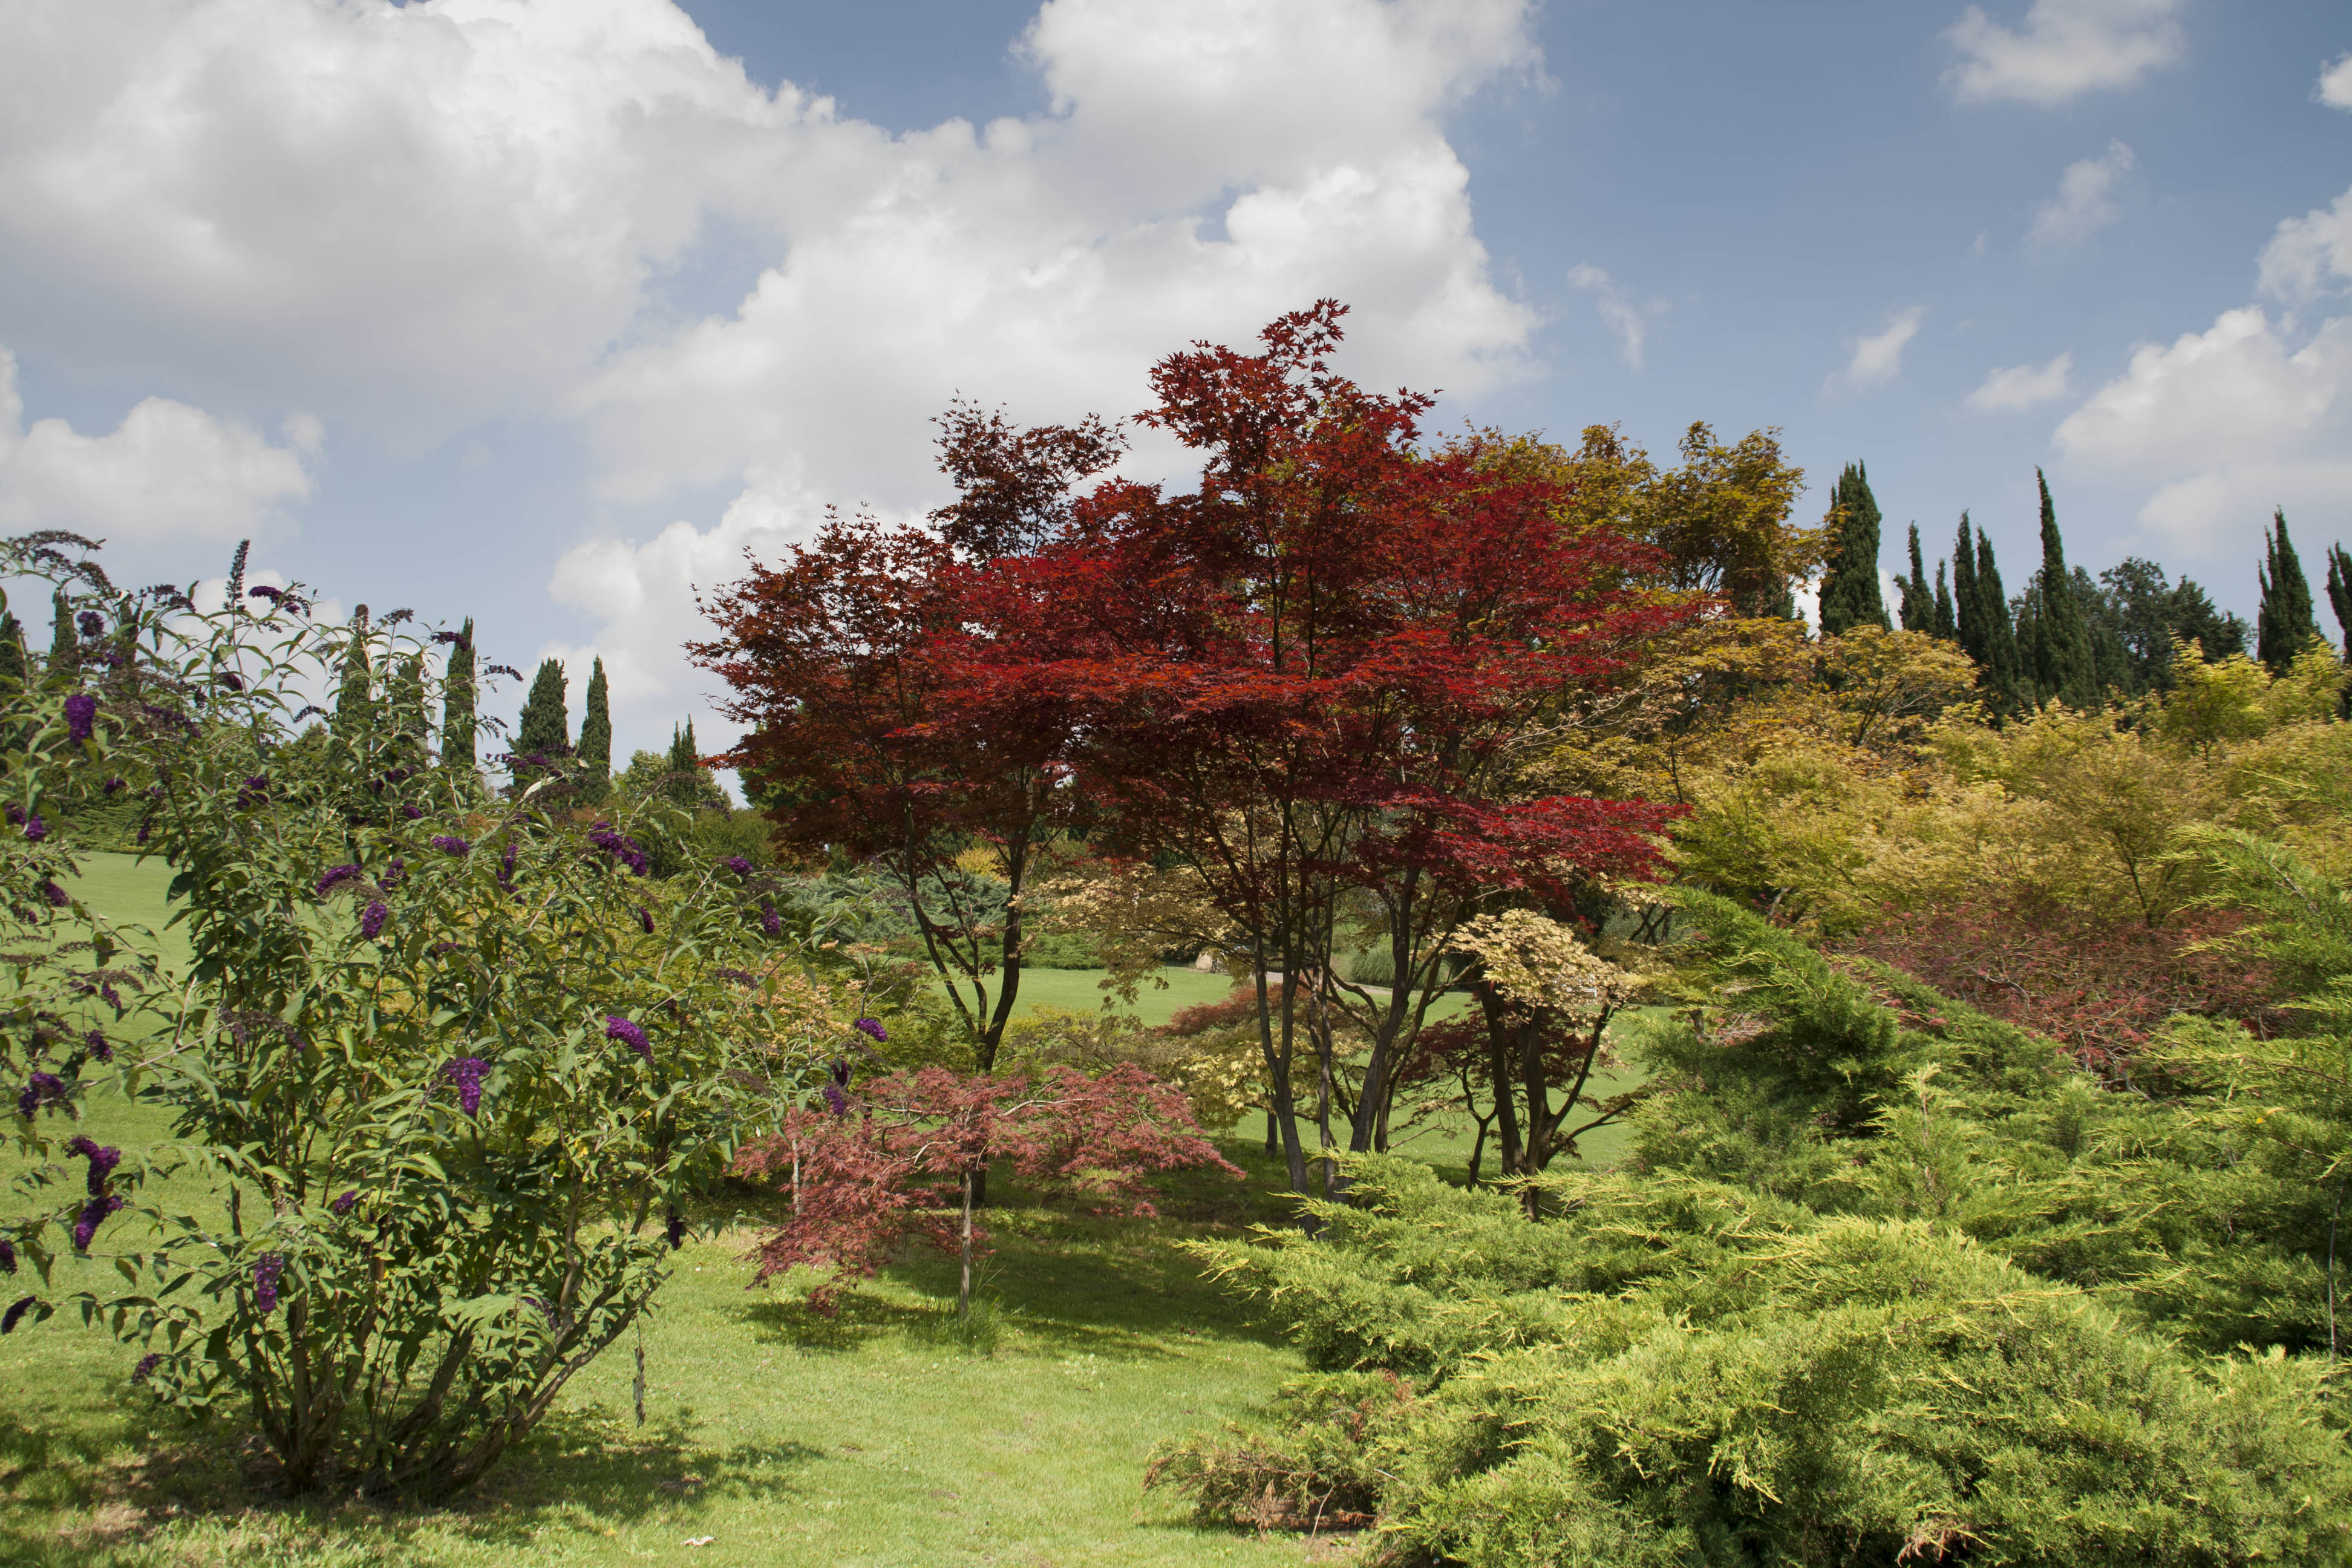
[
  {"xmin": 2255, "ymin": 510, "xmax": 2322, "ymax": 674},
  {"xmin": 0, "ymin": 613, "xmax": 22, "ymax": 696},
  {"xmin": 46, "ymin": 589, "xmax": 80, "ymax": 688},
  {"xmin": 577, "ymin": 657, "xmax": 613, "ymax": 800},
  {"xmin": 332, "ymin": 606, "xmax": 375, "ymax": 743},
  {"xmin": 515, "ymin": 659, "xmax": 570, "ymax": 763},
  {"xmin": 2325, "ymin": 543, "xmax": 2352, "ymax": 661},
  {"xmin": 1932, "ymin": 561, "xmax": 1956, "ymax": 639},
  {"xmin": 387, "ymin": 652, "xmax": 428, "ymax": 771},
  {"xmin": 1818, "ymin": 462, "xmax": 1890, "ymax": 635},
  {"xmin": 2027, "ymin": 471, "xmax": 2095, "ymax": 707},
  {"xmin": 1953, "ymin": 514, "xmax": 2025, "ymax": 708},
  {"xmin": 664, "ymin": 719, "xmax": 702, "ymax": 808},
  {"xmin": 1895, "ymin": 523, "xmax": 1937, "ymax": 633},
  {"xmin": 440, "ymin": 619, "xmax": 477, "ymax": 777}
]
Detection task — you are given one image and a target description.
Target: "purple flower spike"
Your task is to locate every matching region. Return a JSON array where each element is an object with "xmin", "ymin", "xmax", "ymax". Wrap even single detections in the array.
[
  {"xmin": 253, "ymin": 1253, "xmax": 285, "ymax": 1313},
  {"xmin": 0, "ymin": 1239, "xmax": 15, "ymax": 1274},
  {"xmin": 219, "ymin": 671, "xmax": 243, "ymax": 693},
  {"xmin": 76, "ymin": 610, "xmax": 105, "ymax": 639},
  {"xmin": 85, "ymin": 1030, "xmax": 111, "ymax": 1063},
  {"xmin": 131, "ymin": 1352, "xmax": 160, "ymax": 1383},
  {"xmin": 64, "ymin": 693, "xmax": 96, "ymax": 743},
  {"xmin": 723, "ymin": 855, "xmax": 753, "ymax": 876},
  {"xmin": 1, "ymin": 1298, "xmax": 33, "ymax": 1334},
  {"xmin": 316, "ymin": 863, "xmax": 362, "ymax": 896},
  {"xmin": 430, "ymin": 835, "xmax": 470, "ymax": 857},
  {"xmin": 853, "ymin": 1017, "xmax": 888, "ymax": 1044},
  {"xmin": 331, "ymin": 1189, "xmax": 357, "ymax": 1216},
  {"xmin": 361, "ymin": 901, "xmax": 389, "ymax": 940},
  {"xmin": 248, "ymin": 585, "xmax": 281, "ymax": 602},
  {"xmin": 665, "ymin": 1207, "xmax": 687, "ymax": 1250},
  {"xmin": 235, "ymin": 776, "xmax": 270, "ymax": 809},
  {"xmin": 66, "ymin": 1136, "xmax": 120, "ymax": 1196},
  {"xmin": 589, "ymin": 827, "xmax": 650, "ymax": 877},
  {"xmin": 759, "ymin": 903, "xmax": 781, "ymax": 936},
  {"xmin": 443, "ymin": 1056, "xmax": 487, "ymax": 1115},
  {"xmin": 383, "ymin": 858, "xmax": 406, "ymax": 888},
  {"xmin": 22, "ymin": 814, "xmax": 45, "ymax": 843},
  {"xmin": 820, "ymin": 1080, "xmax": 851, "ymax": 1116},
  {"xmin": 73, "ymin": 1194, "xmax": 125, "ymax": 1252},
  {"xmin": 40, "ymin": 882, "xmax": 67, "ymax": 909},
  {"xmin": 17, "ymin": 1073, "xmax": 64, "ymax": 1117},
  {"xmin": 604, "ymin": 1015, "xmax": 652, "ymax": 1062},
  {"xmin": 101, "ymin": 776, "xmax": 125, "ymax": 795},
  {"xmin": 400, "ymin": 803, "xmax": 423, "ymax": 820},
  {"xmin": 636, "ymin": 906, "xmax": 654, "ymax": 935}
]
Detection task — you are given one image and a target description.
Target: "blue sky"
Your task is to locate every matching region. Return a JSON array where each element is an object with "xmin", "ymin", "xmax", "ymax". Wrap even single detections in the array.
[{"xmin": 1, "ymin": 0, "xmax": 2347, "ymax": 769}]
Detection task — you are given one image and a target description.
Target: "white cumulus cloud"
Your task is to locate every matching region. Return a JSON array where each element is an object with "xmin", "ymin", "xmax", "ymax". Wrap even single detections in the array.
[
  {"xmin": 2028, "ymin": 140, "xmax": 2135, "ymax": 250},
  {"xmin": 1567, "ymin": 264, "xmax": 1649, "ymax": 370},
  {"xmin": 2258, "ymin": 183, "xmax": 2352, "ymax": 302},
  {"xmin": 1944, "ymin": 0, "xmax": 2184, "ymax": 106},
  {"xmin": 2319, "ymin": 51, "xmax": 2352, "ymax": 110},
  {"xmin": 1837, "ymin": 307, "xmax": 1926, "ymax": 390},
  {"xmin": 2054, "ymin": 307, "xmax": 2352, "ymax": 558},
  {"xmin": 1968, "ymin": 351, "xmax": 2074, "ymax": 410},
  {"xmin": 0, "ymin": 346, "xmax": 312, "ymax": 544}
]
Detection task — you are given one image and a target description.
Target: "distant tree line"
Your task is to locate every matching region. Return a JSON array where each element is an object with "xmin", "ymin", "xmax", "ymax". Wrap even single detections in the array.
[{"xmin": 1814, "ymin": 462, "xmax": 2346, "ymax": 712}]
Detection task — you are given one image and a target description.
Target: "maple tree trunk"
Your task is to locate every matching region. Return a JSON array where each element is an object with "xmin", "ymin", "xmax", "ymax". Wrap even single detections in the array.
[{"xmin": 959, "ymin": 1168, "xmax": 975, "ymax": 1322}]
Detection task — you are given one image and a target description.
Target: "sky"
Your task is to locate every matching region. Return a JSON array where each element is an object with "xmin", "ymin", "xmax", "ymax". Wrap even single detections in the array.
[{"xmin": 0, "ymin": 0, "xmax": 2347, "ymax": 775}]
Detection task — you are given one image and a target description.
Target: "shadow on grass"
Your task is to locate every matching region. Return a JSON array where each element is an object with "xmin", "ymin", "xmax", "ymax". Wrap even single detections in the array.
[{"xmin": 0, "ymin": 1397, "xmax": 828, "ymax": 1567}]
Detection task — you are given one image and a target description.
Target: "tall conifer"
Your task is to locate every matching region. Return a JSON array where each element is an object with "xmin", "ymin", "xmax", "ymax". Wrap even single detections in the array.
[
  {"xmin": 1818, "ymin": 462, "xmax": 1891, "ymax": 635},
  {"xmin": 332, "ymin": 606, "xmax": 374, "ymax": 741},
  {"xmin": 1953, "ymin": 514, "xmax": 2024, "ymax": 709},
  {"xmin": 1931, "ymin": 562, "xmax": 1956, "ymax": 639},
  {"xmin": 46, "ymin": 589, "xmax": 79, "ymax": 688},
  {"xmin": 2027, "ymin": 471, "xmax": 2094, "ymax": 707},
  {"xmin": 2256, "ymin": 510, "xmax": 2322, "ymax": 674},
  {"xmin": 440, "ymin": 619, "xmax": 477, "ymax": 777},
  {"xmin": 515, "ymin": 659, "xmax": 570, "ymax": 762},
  {"xmin": 2325, "ymin": 542, "xmax": 2352, "ymax": 661},
  {"xmin": 664, "ymin": 719, "xmax": 702, "ymax": 808},
  {"xmin": 577, "ymin": 657, "xmax": 613, "ymax": 800},
  {"xmin": 1895, "ymin": 523, "xmax": 1937, "ymax": 632}
]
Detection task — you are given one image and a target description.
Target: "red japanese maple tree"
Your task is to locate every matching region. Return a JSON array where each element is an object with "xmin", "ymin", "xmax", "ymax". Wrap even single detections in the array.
[
  {"xmin": 731, "ymin": 1064, "xmax": 1238, "ymax": 1318},
  {"xmin": 951, "ymin": 302, "xmax": 1693, "ymax": 1192}
]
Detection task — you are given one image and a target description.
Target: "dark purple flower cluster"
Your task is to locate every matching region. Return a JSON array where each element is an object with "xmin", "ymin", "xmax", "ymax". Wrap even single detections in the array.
[
  {"xmin": 588, "ymin": 826, "xmax": 650, "ymax": 877},
  {"xmin": 235, "ymin": 776, "xmax": 270, "ymax": 809},
  {"xmin": 331, "ymin": 1189, "xmax": 358, "ymax": 1217},
  {"xmin": 383, "ymin": 857, "xmax": 407, "ymax": 887},
  {"xmin": 759, "ymin": 903, "xmax": 782, "ymax": 936},
  {"xmin": 85, "ymin": 1030, "xmax": 111, "ymax": 1063},
  {"xmin": 0, "ymin": 1239, "xmax": 15, "ymax": 1273},
  {"xmin": 73, "ymin": 1194, "xmax": 124, "ymax": 1252},
  {"xmin": 714, "ymin": 967, "xmax": 757, "ymax": 986},
  {"xmin": 2, "ymin": 1298, "xmax": 32, "ymax": 1334},
  {"xmin": 21, "ymin": 814, "xmax": 45, "ymax": 843},
  {"xmin": 605, "ymin": 1014, "xmax": 652, "ymax": 1062},
  {"xmin": 852, "ymin": 1017, "xmax": 887, "ymax": 1043},
  {"xmin": 497, "ymin": 840, "xmax": 517, "ymax": 890},
  {"xmin": 247, "ymin": 585, "xmax": 282, "ymax": 603},
  {"xmin": 131, "ymin": 1352, "xmax": 160, "ymax": 1384},
  {"xmin": 65, "ymin": 1136, "xmax": 120, "ymax": 1195},
  {"xmin": 399, "ymin": 803, "xmax": 423, "ymax": 820},
  {"xmin": 430, "ymin": 835, "xmax": 470, "ymax": 857},
  {"xmin": 820, "ymin": 1080, "xmax": 851, "ymax": 1116},
  {"xmin": 316, "ymin": 863, "xmax": 363, "ymax": 895},
  {"xmin": 41, "ymin": 882, "xmax": 68, "ymax": 909},
  {"xmin": 101, "ymin": 776, "xmax": 125, "ymax": 795},
  {"xmin": 253, "ymin": 1253, "xmax": 285, "ymax": 1314},
  {"xmin": 636, "ymin": 906, "xmax": 654, "ymax": 935},
  {"xmin": 443, "ymin": 1056, "xmax": 487, "ymax": 1115},
  {"xmin": 16, "ymin": 1072, "xmax": 65, "ymax": 1117},
  {"xmin": 361, "ymin": 901, "xmax": 390, "ymax": 940},
  {"xmin": 64, "ymin": 693, "xmax": 96, "ymax": 743},
  {"xmin": 4, "ymin": 805, "xmax": 22, "ymax": 826},
  {"xmin": 722, "ymin": 855, "xmax": 753, "ymax": 876},
  {"xmin": 665, "ymin": 1206, "xmax": 687, "ymax": 1250},
  {"xmin": 218, "ymin": 671, "xmax": 244, "ymax": 693},
  {"xmin": 76, "ymin": 610, "xmax": 105, "ymax": 640},
  {"xmin": 430, "ymin": 630, "xmax": 472, "ymax": 650}
]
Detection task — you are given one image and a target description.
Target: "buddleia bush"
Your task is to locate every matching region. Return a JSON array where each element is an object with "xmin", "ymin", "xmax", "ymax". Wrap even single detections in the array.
[{"xmin": 0, "ymin": 546, "xmax": 822, "ymax": 1499}]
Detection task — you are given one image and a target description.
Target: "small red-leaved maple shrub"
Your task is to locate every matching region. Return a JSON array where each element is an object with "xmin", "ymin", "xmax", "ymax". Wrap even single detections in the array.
[{"xmin": 732, "ymin": 1065, "xmax": 1240, "ymax": 1314}]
